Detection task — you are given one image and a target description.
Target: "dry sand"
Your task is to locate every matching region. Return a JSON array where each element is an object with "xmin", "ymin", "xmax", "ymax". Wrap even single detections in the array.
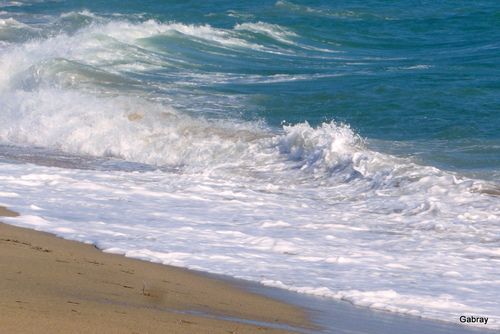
[{"xmin": 0, "ymin": 206, "xmax": 314, "ymax": 334}]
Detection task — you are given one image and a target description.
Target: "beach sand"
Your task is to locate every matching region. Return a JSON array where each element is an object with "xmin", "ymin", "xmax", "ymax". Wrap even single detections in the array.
[{"xmin": 0, "ymin": 206, "xmax": 313, "ymax": 334}]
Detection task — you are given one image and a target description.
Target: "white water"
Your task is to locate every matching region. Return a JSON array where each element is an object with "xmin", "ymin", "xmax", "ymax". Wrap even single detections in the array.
[
  {"xmin": 0, "ymin": 120, "xmax": 499, "ymax": 328},
  {"xmin": 1, "ymin": 11, "xmax": 499, "ymax": 330}
]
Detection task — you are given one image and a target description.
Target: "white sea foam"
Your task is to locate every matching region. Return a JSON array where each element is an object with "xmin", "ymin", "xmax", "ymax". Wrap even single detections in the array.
[{"xmin": 0, "ymin": 88, "xmax": 272, "ymax": 169}]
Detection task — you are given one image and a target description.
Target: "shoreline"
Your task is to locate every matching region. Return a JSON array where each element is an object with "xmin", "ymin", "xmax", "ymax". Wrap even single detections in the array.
[
  {"xmin": 1, "ymin": 206, "xmax": 497, "ymax": 333},
  {"xmin": 0, "ymin": 206, "xmax": 314, "ymax": 334}
]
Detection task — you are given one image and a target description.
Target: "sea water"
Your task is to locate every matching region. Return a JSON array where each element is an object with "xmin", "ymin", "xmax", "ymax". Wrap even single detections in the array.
[{"xmin": 0, "ymin": 0, "xmax": 499, "ymax": 329}]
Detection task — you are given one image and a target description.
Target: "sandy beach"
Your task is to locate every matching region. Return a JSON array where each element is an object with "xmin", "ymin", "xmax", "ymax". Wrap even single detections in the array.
[{"xmin": 0, "ymin": 206, "xmax": 313, "ymax": 334}]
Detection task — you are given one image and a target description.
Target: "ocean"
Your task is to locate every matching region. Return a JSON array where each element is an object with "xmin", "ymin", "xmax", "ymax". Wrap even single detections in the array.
[{"xmin": 1, "ymin": 0, "xmax": 499, "ymax": 329}]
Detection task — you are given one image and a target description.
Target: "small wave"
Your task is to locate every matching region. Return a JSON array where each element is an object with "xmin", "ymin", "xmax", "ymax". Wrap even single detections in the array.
[
  {"xmin": 234, "ymin": 21, "xmax": 340, "ymax": 53},
  {"xmin": 54, "ymin": 10, "xmax": 98, "ymax": 33},
  {"xmin": 275, "ymin": 0, "xmax": 395, "ymax": 21},
  {"xmin": 11, "ymin": 57, "xmax": 140, "ymax": 91},
  {"xmin": 0, "ymin": 17, "xmax": 27, "ymax": 26},
  {"xmin": 0, "ymin": 1, "xmax": 25, "ymax": 8},
  {"xmin": 96, "ymin": 20, "xmax": 258, "ymax": 51},
  {"xmin": 235, "ymin": 21, "xmax": 297, "ymax": 41}
]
